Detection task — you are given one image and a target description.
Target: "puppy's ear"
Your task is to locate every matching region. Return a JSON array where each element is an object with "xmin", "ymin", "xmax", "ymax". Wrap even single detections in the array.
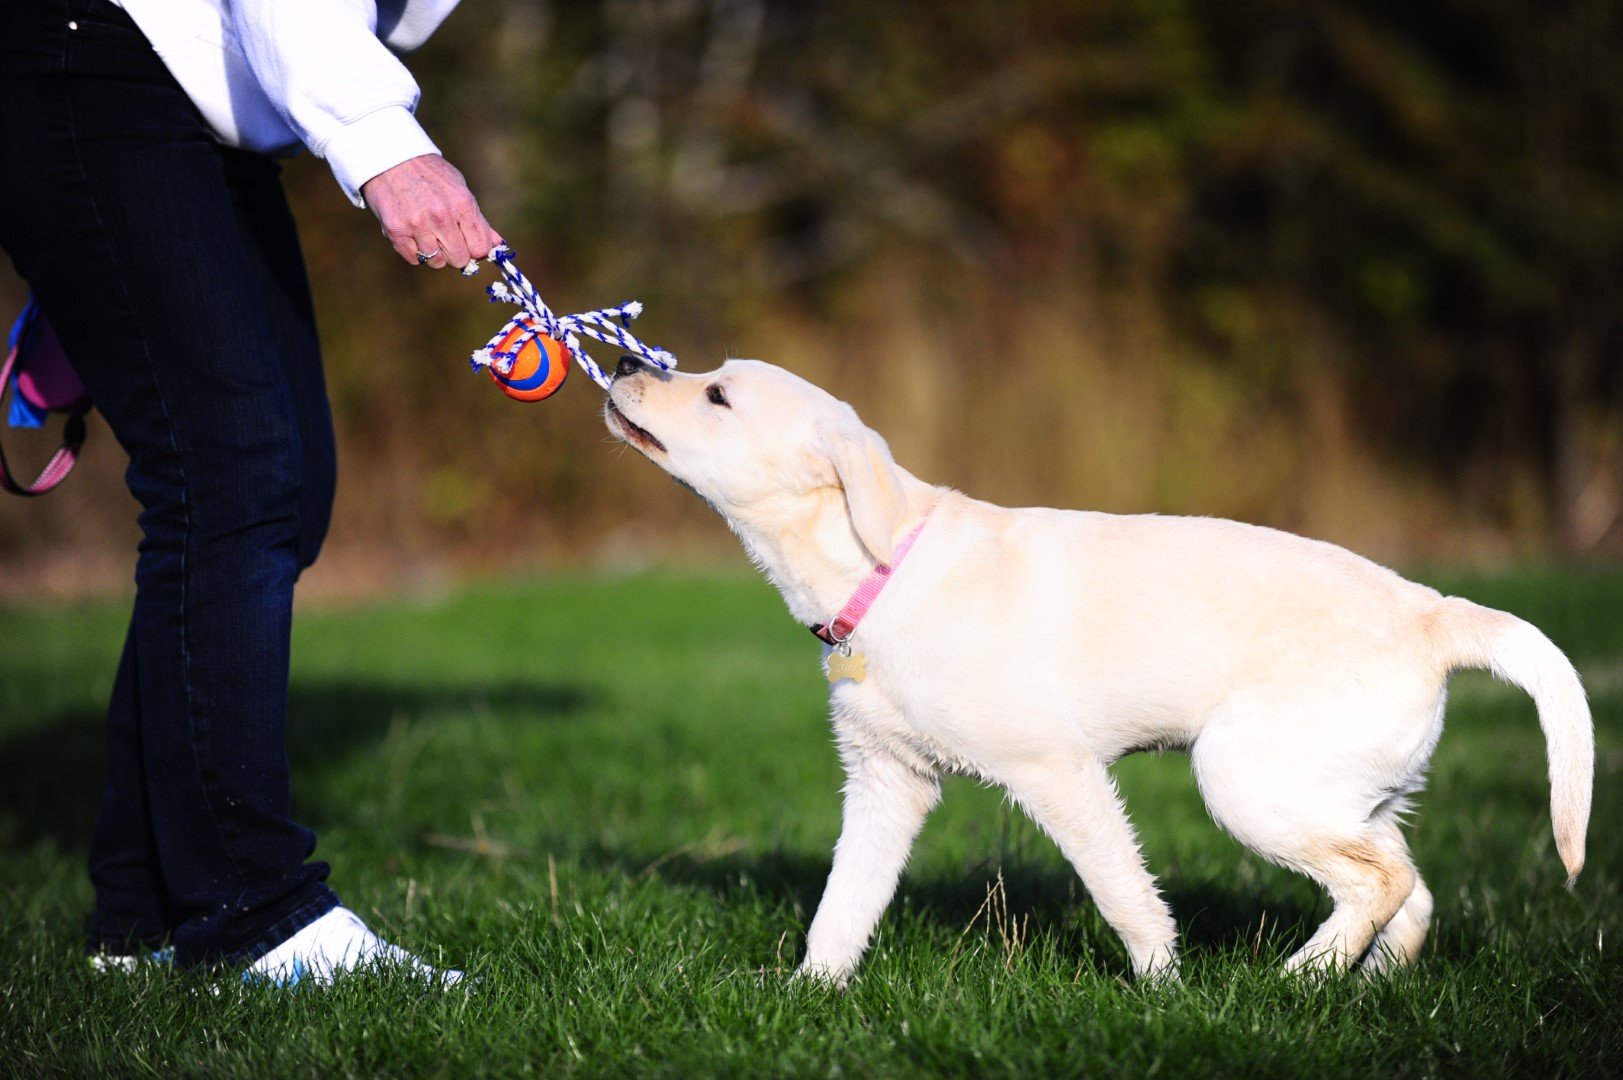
[{"xmin": 822, "ymin": 421, "xmax": 907, "ymax": 563}]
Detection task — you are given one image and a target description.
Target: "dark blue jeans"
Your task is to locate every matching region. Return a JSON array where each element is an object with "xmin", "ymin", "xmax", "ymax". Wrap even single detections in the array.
[{"xmin": 0, "ymin": 0, "xmax": 340, "ymax": 965}]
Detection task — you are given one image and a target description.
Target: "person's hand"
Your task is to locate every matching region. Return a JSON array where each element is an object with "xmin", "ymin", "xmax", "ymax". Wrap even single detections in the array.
[{"xmin": 361, "ymin": 154, "xmax": 502, "ymax": 270}]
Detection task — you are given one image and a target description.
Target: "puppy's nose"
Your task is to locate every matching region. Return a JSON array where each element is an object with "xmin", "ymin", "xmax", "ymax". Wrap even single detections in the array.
[{"xmin": 616, "ymin": 354, "xmax": 644, "ymax": 379}]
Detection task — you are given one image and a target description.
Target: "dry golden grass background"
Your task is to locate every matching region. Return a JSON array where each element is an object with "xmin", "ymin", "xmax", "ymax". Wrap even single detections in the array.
[{"xmin": 4, "ymin": 1, "xmax": 1620, "ymax": 598}]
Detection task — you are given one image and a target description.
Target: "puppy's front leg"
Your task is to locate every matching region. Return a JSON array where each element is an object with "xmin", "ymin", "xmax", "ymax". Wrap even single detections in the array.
[
  {"xmin": 798, "ymin": 739, "xmax": 940, "ymax": 986},
  {"xmin": 1003, "ymin": 755, "xmax": 1179, "ymax": 980}
]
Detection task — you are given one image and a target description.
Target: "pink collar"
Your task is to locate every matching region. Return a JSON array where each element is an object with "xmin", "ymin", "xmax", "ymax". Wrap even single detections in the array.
[{"xmin": 810, "ymin": 517, "xmax": 930, "ymax": 647}]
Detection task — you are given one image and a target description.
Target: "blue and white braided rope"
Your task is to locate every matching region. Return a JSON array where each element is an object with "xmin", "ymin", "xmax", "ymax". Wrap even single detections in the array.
[{"xmin": 468, "ymin": 245, "xmax": 677, "ymax": 390}]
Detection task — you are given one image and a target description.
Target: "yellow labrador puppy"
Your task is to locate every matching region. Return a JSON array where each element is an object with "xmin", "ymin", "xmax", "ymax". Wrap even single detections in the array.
[{"xmin": 605, "ymin": 355, "xmax": 1592, "ymax": 983}]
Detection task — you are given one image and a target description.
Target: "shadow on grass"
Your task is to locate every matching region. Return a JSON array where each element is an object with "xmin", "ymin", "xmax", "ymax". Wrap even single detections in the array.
[
  {"xmin": 577, "ymin": 842, "xmax": 1323, "ymax": 971},
  {"xmin": 0, "ymin": 679, "xmax": 594, "ymax": 848}
]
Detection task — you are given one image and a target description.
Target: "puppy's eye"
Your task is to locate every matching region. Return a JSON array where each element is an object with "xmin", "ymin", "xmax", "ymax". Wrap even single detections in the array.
[{"xmin": 706, "ymin": 384, "xmax": 730, "ymax": 408}]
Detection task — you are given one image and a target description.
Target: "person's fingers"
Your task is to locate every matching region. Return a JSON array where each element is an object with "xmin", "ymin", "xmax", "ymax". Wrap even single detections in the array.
[
  {"xmin": 404, "ymin": 229, "xmax": 448, "ymax": 269},
  {"xmin": 385, "ymin": 227, "xmax": 424, "ymax": 267},
  {"xmin": 437, "ymin": 188, "xmax": 494, "ymax": 268},
  {"xmin": 381, "ymin": 213, "xmax": 442, "ymax": 268},
  {"xmin": 453, "ymin": 212, "xmax": 494, "ymax": 270},
  {"xmin": 420, "ymin": 240, "xmax": 450, "ymax": 269},
  {"xmin": 434, "ymin": 219, "xmax": 472, "ymax": 269}
]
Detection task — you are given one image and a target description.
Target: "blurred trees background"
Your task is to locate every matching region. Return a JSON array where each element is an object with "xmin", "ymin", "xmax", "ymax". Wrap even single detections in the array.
[{"xmin": 3, "ymin": 0, "xmax": 1620, "ymax": 596}]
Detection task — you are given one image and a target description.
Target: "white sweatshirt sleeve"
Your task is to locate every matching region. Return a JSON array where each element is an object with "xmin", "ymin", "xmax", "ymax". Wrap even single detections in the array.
[{"xmin": 228, "ymin": 0, "xmax": 442, "ymax": 206}]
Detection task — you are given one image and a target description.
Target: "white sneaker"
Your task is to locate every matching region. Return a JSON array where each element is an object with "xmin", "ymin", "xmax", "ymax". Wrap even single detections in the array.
[{"xmin": 245, "ymin": 906, "xmax": 462, "ymax": 988}]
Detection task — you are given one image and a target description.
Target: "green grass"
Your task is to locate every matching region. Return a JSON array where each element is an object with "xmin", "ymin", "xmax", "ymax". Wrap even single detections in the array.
[{"xmin": 1, "ymin": 566, "xmax": 1619, "ymax": 1076}]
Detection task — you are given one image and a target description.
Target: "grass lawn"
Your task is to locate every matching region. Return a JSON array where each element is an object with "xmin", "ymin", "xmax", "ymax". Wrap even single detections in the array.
[{"xmin": 1, "ymin": 566, "xmax": 1618, "ymax": 1076}]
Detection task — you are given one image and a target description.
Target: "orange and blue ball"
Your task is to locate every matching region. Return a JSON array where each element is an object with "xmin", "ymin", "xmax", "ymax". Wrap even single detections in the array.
[{"xmin": 488, "ymin": 326, "xmax": 569, "ymax": 402}]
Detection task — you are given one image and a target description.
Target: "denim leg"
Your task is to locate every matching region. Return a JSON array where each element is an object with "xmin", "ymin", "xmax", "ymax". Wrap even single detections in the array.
[
  {"xmin": 0, "ymin": 0, "xmax": 338, "ymax": 964},
  {"xmin": 85, "ymin": 624, "xmax": 174, "ymax": 954},
  {"xmin": 221, "ymin": 145, "xmax": 337, "ymax": 576}
]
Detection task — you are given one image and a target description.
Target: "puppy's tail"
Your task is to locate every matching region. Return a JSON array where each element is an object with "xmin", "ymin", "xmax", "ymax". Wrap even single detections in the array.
[{"xmin": 1428, "ymin": 596, "xmax": 1593, "ymax": 887}]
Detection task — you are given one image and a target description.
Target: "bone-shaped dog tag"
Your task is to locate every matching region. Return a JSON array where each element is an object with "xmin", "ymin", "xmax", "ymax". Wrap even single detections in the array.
[{"xmin": 826, "ymin": 649, "xmax": 866, "ymax": 684}]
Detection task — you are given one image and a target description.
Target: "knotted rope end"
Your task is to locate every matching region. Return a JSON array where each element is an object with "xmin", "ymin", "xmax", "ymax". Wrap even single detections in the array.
[{"xmin": 468, "ymin": 246, "xmax": 676, "ymax": 394}]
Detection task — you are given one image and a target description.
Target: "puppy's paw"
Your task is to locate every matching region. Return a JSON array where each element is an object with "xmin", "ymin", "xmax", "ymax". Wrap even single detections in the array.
[
  {"xmin": 1138, "ymin": 964, "xmax": 1182, "ymax": 987},
  {"xmin": 792, "ymin": 959, "xmax": 853, "ymax": 989},
  {"xmin": 1130, "ymin": 943, "xmax": 1181, "ymax": 985},
  {"xmin": 1282, "ymin": 945, "xmax": 1349, "ymax": 986}
]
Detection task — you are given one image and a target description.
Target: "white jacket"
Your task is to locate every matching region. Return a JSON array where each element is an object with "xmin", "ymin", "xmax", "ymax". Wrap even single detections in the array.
[{"xmin": 112, "ymin": 0, "xmax": 462, "ymax": 206}]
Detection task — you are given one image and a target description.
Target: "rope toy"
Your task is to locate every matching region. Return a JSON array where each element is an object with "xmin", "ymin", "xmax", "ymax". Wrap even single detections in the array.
[{"xmin": 468, "ymin": 245, "xmax": 677, "ymax": 400}]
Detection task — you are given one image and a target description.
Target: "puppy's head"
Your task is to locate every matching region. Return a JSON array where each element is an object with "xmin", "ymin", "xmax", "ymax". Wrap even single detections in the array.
[{"xmin": 605, "ymin": 357, "xmax": 908, "ymax": 562}]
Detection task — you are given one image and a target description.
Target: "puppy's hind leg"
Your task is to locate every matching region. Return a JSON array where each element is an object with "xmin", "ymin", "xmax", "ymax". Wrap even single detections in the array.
[
  {"xmin": 1004, "ymin": 755, "xmax": 1179, "ymax": 979},
  {"xmin": 1283, "ymin": 825, "xmax": 1416, "ymax": 975},
  {"xmin": 1194, "ymin": 694, "xmax": 1435, "ymax": 976},
  {"xmin": 1359, "ymin": 808, "xmax": 1432, "ymax": 974},
  {"xmin": 1362, "ymin": 873, "xmax": 1432, "ymax": 974},
  {"xmin": 1197, "ymin": 762, "xmax": 1417, "ymax": 974},
  {"xmin": 798, "ymin": 739, "xmax": 940, "ymax": 986}
]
